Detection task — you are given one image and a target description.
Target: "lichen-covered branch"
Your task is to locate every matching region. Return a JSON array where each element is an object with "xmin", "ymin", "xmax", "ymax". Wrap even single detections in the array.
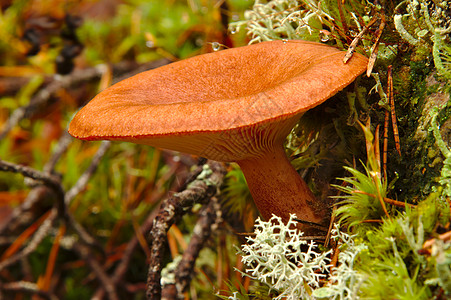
[
  {"xmin": 174, "ymin": 196, "xmax": 222, "ymax": 295},
  {"xmin": 146, "ymin": 161, "xmax": 226, "ymax": 300}
]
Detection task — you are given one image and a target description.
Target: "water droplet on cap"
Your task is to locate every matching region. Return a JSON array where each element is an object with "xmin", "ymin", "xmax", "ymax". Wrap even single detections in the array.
[
  {"xmin": 319, "ymin": 31, "xmax": 330, "ymax": 42},
  {"xmin": 211, "ymin": 42, "xmax": 221, "ymax": 51}
]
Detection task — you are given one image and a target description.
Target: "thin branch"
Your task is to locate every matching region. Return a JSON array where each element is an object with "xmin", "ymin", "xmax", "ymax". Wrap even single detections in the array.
[
  {"xmin": 0, "ymin": 160, "xmax": 63, "ymax": 194},
  {"xmin": 146, "ymin": 161, "xmax": 226, "ymax": 300},
  {"xmin": 43, "ymin": 131, "xmax": 73, "ymax": 173},
  {"xmin": 0, "ymin": 281, "xmax": 58, "ymax": 300},
  {"xmin": 0, "ymin": 133, "xmax": 72, "ymax": 235},
  {"xmin": 0, "ymin": 186, "xmax": 52, "ymax": 234},
  {"xmin": 0, "ymin": 160, "xmax": 65, "ymax": 217},
  {"xmin": 65, "ymin": 141, "xmax": 111, "ymax": 204},
  {"xmin": 62, "ymin": 141, "xmax": 111, "ymax": 252}
]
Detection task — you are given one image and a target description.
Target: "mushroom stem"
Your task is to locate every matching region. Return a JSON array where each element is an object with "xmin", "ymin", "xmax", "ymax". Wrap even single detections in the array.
[{"xmin": 237, "ymin": 145, "xmax": 325, "ymax": 225}]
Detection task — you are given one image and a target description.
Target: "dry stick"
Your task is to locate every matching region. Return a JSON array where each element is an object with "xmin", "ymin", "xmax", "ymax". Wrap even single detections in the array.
[
  {"xmin": 0, "ymin": 186, "xmax": 52, "ymax": 235},
  {"xmin": 0, "ymin": 59, "xmax": 171, "ymax": 141},
  {"xmin": 0, "ymin": 281, "xmax": 58, "ymax": 300},
  {"xmin": 63, "ymin": 141, "xmax": 111, "ymax": 252},
  {"xmin": 0, "ymin": 161, "xmax": 63, "ymax": 195},
  {"xmin": 343, "ymin": 16, "xmax": 377, "ymax": 63},
  {"xmin": 0, "ymin": 160, "xmax": 63, "ymax": 272},
  {"xmin": 0, "ymin": 132, "xmax": 72, "ymax": 235},
  {"xmin": 0, "ymin": 76, "xmax": 51, "ymax": 96},
  {"xmin": 146, "ymin": 161, "xmax": 226, "ymax": 300},
  {"xmin": 65, "ymin": 141, "xmax": 111, "ymax": 204},
  {"xmin": 44, "ymin": 131, "xmax": 73, "ymax": 173},
  {"xmin": 173, "ymin": 197, "xmax": 222, "ymax": 296},
  {"xmin": 0, "ymin": 159, "xmax": 65, "ymax": 218},
  {"xmin": 336, "ymin": 0, "xmax": 349, "ymax": 38},
  {"xmin": 366, "ymin": 15, "xmax": 386, "ymax": 77}
]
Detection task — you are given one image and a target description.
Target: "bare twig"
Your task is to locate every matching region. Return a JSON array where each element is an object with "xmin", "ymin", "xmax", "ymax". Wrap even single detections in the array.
[
  {"xmin": 366, "ymin": 15, "xmax": 386, "ymax": 77},
  {"xmin": 0, "ymin": 186, "xmax": 52, "ymax": 234},
  {"xmin": 65, "ymin": 141, "xmax": 111, "ymax": 204},
  {"xmin": 146, "ymin": 161, "xmax": 226, "ymax": 300},
  {"xmin": 0, "ymin": 160, "xmax": 63, "ymax": 194},
  {"xmin": 43, "ymin": 131, "xmax": 73, "ymax": 173},
  {"xmin": 0, "ymin": 133, "xmax": 72, "ymax": 235},
  {"xmin": 0, "ymin": 281, "xmax": 58, "ymax": 300},
  {"xmin": 343, "ymin": 16, "xmax": 377, "ymax": 63},
  {"xmin": 0, "ymin": 160, "xmax": 65, "ymax": 217}
]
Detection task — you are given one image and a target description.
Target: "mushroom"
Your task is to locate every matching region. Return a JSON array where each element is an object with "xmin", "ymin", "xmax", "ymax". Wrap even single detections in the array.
[{"xmin": 69, "ymin": 40, "xmax": 367, "ymax": 227}]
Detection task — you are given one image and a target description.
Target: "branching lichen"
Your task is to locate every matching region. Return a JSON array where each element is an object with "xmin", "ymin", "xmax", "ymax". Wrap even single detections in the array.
[
  {"xmin": 236, "ymin": 216, "xmax": 373, "ymax": 300},
  {"xmin": 237, "ymin": 214, "xmax": 331, "ymax": 299},
  {"xmin": 229, "ymin": 0, "xmax": 341, "ymax": 44},
  {"xmin": 312, "ymin": 225, "xmax": 367, "ymax": 300}
]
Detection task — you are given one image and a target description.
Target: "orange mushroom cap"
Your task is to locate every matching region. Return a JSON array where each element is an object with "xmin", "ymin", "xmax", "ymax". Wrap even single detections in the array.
[{"xmin": 69, "ymin": 40, "xmax": 367, "ymax": 162}]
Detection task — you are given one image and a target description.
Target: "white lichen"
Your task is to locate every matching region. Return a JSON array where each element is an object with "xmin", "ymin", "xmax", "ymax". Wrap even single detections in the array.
[
  {"xmin": 237, "ymin": 215, "xmax": 369, "ymax": 299},
  {"xmin": 312, "ymin": 224, "xmax": 366, "ymax": 300},
  {"xmin": 238, "ymin": 214, "xmax": 331, "ymax": 299},
  {"xmin": 230, "ymin": 0, "xmax": 334, "ymax": 44},
  {"xmin": 160, "ymin": 255, "xmax": 181, "ymax": 286}
]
